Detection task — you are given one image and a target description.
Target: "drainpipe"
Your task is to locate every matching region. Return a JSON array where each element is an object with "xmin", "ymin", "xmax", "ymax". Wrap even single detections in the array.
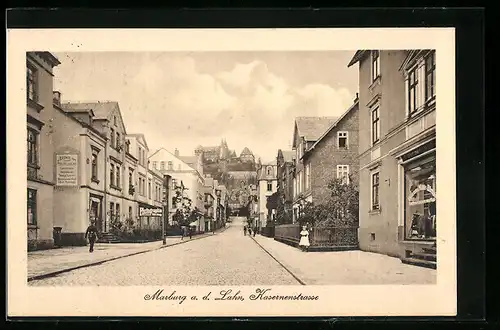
[{"xmin": 103, "ymin": 130, "xmax": 108, "ymax": 233}]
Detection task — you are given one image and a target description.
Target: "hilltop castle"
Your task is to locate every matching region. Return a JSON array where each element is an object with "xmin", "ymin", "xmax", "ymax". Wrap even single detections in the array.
[{"xmin": 194, "ymin": 139, "xmax": 255, "ymax": 164}]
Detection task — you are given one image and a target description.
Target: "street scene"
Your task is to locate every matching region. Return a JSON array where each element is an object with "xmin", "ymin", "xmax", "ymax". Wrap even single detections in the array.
[{"xmin": 26, "ymin": 49, "xmax": 437, "ymax": 286}]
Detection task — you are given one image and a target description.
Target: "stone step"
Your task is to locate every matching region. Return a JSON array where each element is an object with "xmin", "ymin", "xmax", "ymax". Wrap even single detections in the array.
[
  {"xmin": 401, "ymin": 257, "xmax": 437, "ymax": 270},
  {"xmin": 411, "ymin": 252, "xmax": 437, "ymax": 262}
]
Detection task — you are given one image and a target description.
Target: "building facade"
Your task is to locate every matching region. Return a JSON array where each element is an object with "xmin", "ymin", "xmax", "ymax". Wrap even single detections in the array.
[
  {"xmin": 301, "ymin": 99, "xmax": 360, "ymax": 206},
  {"xmin": 257, "ymin": 161, "xmax": 278, "ymax": 228},
  {"xmin": 349, "ymin": 49, "xmax": 436, "ymax": 267},
  {"xmin": 26, "ymin": 52, "xmax": 61, "ymax": 250},
  {"xmin": 291, "ymin": 116, "xmax": 338, "ymax": 222},
  {"xmin": 276, "ymin": 150, "xmax": 295, "ymax": 224}
]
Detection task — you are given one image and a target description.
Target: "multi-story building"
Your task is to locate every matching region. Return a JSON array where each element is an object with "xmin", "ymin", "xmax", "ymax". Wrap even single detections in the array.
[
  {"xmin": 257, "ymin": 161, "xmax": 278, "ymax": 228},
  {"xmin": 291, "ymin": 116, "xmax": 337, "ymax": 222},
  {"xmin": 202, "ymin": 176, "xmax": 216, "ymax": 231},
  {"xmin": 276, "ymin": 150, "xmax": 295, "ymax": 224},
  {"xmin": 61, "ymin": 101, "xmax": 133, "ymax": 240},
  {"xmin": 126, "ymin": 134, "xmax": 150, "ymax": 229},
  {"xmin": 301, "ymin": 98, "xmax": 360, "ymax": 205},
  {"xmin": 348, "ymin": 49, "xmax": 436, "ymax": 268},
  {"xmin": 26, "ymin": 52, "xmax": 61, "ymax": 250},
  {"xmin": 149, "ymin": 147, "xmax": 205, "ymax": 227}
]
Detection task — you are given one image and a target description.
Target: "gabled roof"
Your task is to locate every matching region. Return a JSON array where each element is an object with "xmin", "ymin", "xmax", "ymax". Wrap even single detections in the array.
[
  {"xmin": 127, "ymin": 133, "xmax": 149, "ymax": 151},
  {"xmin": 63, "ymin": 101, "xmax": 127, "ymax": 135},
  {"xmin": 179, "ymin": 156, "xmax": 198, "ymax": 165},
  {"xmin": 293, "ymin": 116, "xmax": 338, "ymax": 146},
  {"xmin": 240, "ymin": 147, "xmax": 253, "ymax": 156},
  {"xmin": 305, "ymin": 100, "xmax": 359, "ymax": 155},
  {"xmin": 280, "ymin": 150, "xmax": 295, "ymax": 163},
  {"xmin": 347, "ymin": 50, "xmax": 369, "ymax": 67},
  {"xmin": 148, "ymin": 147, "xmax": 196, "ymax": 172}
]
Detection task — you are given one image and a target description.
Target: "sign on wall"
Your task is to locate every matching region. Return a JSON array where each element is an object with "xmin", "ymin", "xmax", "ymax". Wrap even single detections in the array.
[
  {"xmin": 56, "ymin": 154, "xmax": 78, "ymax": 186},
  {"xmin": 139, "ymin": 207, "xmax": 163, "ymax": 217}
]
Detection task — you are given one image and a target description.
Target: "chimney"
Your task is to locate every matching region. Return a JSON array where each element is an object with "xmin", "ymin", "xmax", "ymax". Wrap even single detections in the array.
[
  {"xmin": 53, "ymin": 91, "xmax": 61, "ymax": 107},
  {"xmin": 174, "ymin": 148, "xmax": 179, "ymax": 157},
  {"xmin": 354, "ymin": 92, "xmax": 359, "ymax": 103}
]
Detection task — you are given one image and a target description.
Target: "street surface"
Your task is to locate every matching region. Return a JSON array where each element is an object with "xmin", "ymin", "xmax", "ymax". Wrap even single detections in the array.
[{"xmin": 29, "ymin": 217, "xmax": 299, "ymax": 286}]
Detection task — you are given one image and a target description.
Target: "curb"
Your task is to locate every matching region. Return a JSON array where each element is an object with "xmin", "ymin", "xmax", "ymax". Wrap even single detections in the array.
[
  {"xmin": 27, "ymin": 226, "xmax": 229, "ymax": 282},
  {"xmin": 249, "ymin": 235, "xmax": 306, "ymax": 285}
]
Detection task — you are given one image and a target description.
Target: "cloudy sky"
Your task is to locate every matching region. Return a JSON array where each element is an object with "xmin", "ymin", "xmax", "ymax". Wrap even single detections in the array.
[{"xmin": 53, "ymin": 51, "xmax": 358, "ymax": 163}]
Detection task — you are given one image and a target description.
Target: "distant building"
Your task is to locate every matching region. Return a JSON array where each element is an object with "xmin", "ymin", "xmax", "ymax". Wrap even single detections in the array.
[
  {"xmin": 26, "ymin": 52, "xmax": 61, "ymax": 250},
  {"xmin": 348, "ymin": 49, "xmax": 436, "ymax": 268},
  {"xmin": 257, "ymin": 161, "xmax": 278, "ymax": 228}
]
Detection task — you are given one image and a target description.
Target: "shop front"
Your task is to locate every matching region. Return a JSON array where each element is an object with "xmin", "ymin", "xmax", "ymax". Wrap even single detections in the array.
[{"xmin": 396, "ymin": 137, "xmax": 437, "ymax": 268}]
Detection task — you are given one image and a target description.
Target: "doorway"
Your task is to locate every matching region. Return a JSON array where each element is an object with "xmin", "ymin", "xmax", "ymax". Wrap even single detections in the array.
[{"xmin": 90, "ymin": 196, "xmax": 103, "ymax": 232}]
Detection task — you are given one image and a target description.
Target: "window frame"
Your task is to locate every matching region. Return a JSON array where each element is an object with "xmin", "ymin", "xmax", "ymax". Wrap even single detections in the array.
[
  {"xmin": 371, "ymin": 171, "xmax": 380, "ymax": 211},
  {"xmin": 116, "ymin": 164, "xmax": 121, "ymax": 188},
  {"xmin": 27, "ymin": 128, "xmax": 39, "ymax": 167},
  {"xmin": 407, "ymin": 66, "xmax": 419, "ymax": 116},
  {"xmin": 371, "ymin": 106, "xmax": 380, "ymax": 145},
  {"xmin": 336, "ymin": 165, "xmax": 350, "ymax": 185},
  {"xmin": 371, "ymin": 50, "xmax": 380, "ymax": 82},
  {"xmin": 168, "ymin": 161, "xmax": 173, "ymax": 171},
  {"xmin": 110, "ymin": 164, "xmax": 115, "ymax": 188},
  {"xmin": 337, "ymin": 131, "xmax": 349, "ymax": 149},
  {"xmin": 110, "ymin": 128, "xmax": 115, "ymax": 148},
  {"xmin": 27, "ymin": 63, "xmax": 38, "ymax": 102},
  {"xmin": 267, "ymin": 181, "xmax": 273, "ymax": 192},
  {"xmin": 91, "ymin": 149, "xmax": 99, "ymax": 182},
  {"xmin": 425, "ymin": 51, "xmax": 436, "ymax": 102},
  {"xmin": 27, "ymin": 188, "xmax": 37, "ymax": 226}
]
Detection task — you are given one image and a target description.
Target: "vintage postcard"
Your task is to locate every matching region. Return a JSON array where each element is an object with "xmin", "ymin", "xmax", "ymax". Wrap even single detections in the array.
[{"xmin": 7, "ymin": 28, "xmax": 456, "ymax": 317}]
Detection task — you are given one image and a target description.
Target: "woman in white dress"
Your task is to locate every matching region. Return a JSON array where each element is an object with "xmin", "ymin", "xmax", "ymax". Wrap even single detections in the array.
[{"xmin": 299, "ymin": 225, "xmax": 310, "ymax": 252}]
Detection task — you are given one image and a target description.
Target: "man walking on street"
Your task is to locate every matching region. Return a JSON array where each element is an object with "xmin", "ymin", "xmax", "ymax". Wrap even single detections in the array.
[
  {"xmin": 243, "ymin": 225, "xmax": 247, "ymax": 236},
  {"xmin": 189, "ymin": 226, "xmax": 193, "ymax": 239},
  {"xmin": 253, "ymin": 225, "xmax": 257, "ymax": 237},
  {"xmin": 85, "ymin": 221, "xmax": 98, "ymax": 253}
]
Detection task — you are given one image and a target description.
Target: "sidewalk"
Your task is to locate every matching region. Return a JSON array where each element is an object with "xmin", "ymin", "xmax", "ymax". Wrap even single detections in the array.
[
  {"xmin": 251, "ymin": 235, "xmax": 436, "ymax": 285},
  {"xmin": 28, "ymin": 228, "xmax": 226, "ymax": 281}
]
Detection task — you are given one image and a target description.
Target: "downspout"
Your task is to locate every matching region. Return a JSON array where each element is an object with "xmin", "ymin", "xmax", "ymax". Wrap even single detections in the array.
[{"xmin": 103, "ymin": 130, "xmax": 108, "ymax": 233}]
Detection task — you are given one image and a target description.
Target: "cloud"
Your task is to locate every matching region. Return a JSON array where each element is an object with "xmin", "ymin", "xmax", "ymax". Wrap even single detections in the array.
[{"xmin": 54, "ymin": 53, "xmax": 355, "ymax": 163}]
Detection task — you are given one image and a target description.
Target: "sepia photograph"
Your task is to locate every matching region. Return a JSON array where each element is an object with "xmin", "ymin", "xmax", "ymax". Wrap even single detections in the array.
[{"xmin": 8, "ymin": 28, "xmax": 456, "ymax": 317}]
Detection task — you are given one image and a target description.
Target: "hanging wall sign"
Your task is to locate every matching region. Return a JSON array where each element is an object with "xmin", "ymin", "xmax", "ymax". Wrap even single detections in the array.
[{"xmin": 139, "ymin": 207, "xmax": 163, "ymax": 217}]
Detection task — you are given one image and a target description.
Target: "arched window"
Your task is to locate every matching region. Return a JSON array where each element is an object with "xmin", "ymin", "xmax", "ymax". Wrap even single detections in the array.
[{"xmin": 267, "ymin": 166, "xmax": 272, "ymax": 176}]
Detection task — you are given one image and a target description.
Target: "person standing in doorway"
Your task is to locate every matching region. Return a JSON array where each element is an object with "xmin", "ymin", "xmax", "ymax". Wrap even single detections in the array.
[{"xmin": 85, "ymin": 221, "xmax": 98, "ymax": 253}]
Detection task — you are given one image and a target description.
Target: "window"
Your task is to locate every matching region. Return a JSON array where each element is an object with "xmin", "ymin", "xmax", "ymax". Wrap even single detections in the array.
[
  {"xmin": 371, "ymin": 106, "xmax": 380, "ymax": 145},
  {"xmin": 27, "ymin": 64, "xmax": 38, "ymax": 102},
  {"xmin": 116, "ymin": 165, "xmax": 121, "ymax": 188},
  {"xmin": 148, "ymin": 180, "xmax": 152, "ymax": 199},
  {"xmin": 337, "ymin": 165, "xmax": 350, "ymax": 184},
  {"xmin": 425, "ymin": 51, "xmax": 436, "ymax": 101},
  {"xmin": 27, "ymin": 128, "xmax": 38, "ymax": 166},
  {"xmin": 113, "ymin": 116, "xmax": 117, "ymax": 126},
  {"xmin": 110, "ymin": 128, "xmax": 115, "ymax": 148},
  {"xmin": 116, "ymin": 132, "xmax": 120, "ymax": 149},
  {"xmin": 128, "ymin": 172, "xmax": 133, "ymax": 194},
  {"xmin": 128, "ymin": 206, "xmax": 133, "ymax": 220},
  {"xmin": 91, "ymin": 150, "xmax": 98, "ymax": 181},
  {"xmin": 126, "ymin": 141, "xmax": 130, "ymax": 153},
  {"xmin": 27, "ymin": 189, "xmax": 37, "ymax": 225},
  {"xmin": 153, "ymin": 161, "xmax": 157, "ymax": 169},
  {"xmin": 110, "ymin": 202, "xmax": 115, "ymax": 221},
  {"xmin": 161, "ymin": 161, "xmax": 165, "ymax": 170},
  {"xmin": 371, "ymin": 172, "xmax": 380, "ymax": 210},
  {"xmin": 110, "ymin": 164, "xmax": 115, "ymax": 187},
  {"xmin": 168, "ymin": 161, "xmax": 173, "ymax": 171},
  {"xmin": 338, "ymin": 131, "xmax": 348, "ymax": 149},
  {"xmin": 267, "ymin": 181, "xmax": 272, "ymax": 192},
  {"xmin": 305, "ymin": 164, "xmax": 311, "ymax": 190},
  {"xmin": 404, "ymin": 157, "xmax": 436, "ymax": 240},
  {"xmin": 408, "ymin": 67, "xmax": 418, "ymax": 115},
  {"xmin": 116, "ymin": 203, "xmax": 120, "ymax": 221},
  {"xmin": 371, "ymin": 50, "xmax": 380, "ymax": 82},
  {"xmin": 267, "ymin": 167, "xmax": 272, "ymax": 176}
]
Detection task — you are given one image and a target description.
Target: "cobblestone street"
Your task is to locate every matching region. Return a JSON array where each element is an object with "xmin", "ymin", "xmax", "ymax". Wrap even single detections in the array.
[{"xmin": 29, "ymin": 218, "xmax": 299, "ymax": 286}]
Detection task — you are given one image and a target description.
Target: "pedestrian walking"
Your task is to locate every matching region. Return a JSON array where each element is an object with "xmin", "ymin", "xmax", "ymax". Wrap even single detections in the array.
[
  {"xmin": 189, "ymin": 226, "xmax": 193, "ymax": 239},
  {"xmin": 253, "ymin": 226, "xmax": 257, "ymax": 237},
  {"xmin": 248, "ymin": 227, "xmax": 252, "ymax": 236},
  {"xmin": 85, "ymin": 221, "xmax": 98, "ymax": 253},
  {"xmin": 181, "ymin": 226, "xmax": 185, "ymax": 241},
  {"xmin": 299, "ymin": 225, "xmax": 310, "ymax": 252},
  {"xmin": 243, "ymin": 225, "xmax": 247, "ymax": 236}
]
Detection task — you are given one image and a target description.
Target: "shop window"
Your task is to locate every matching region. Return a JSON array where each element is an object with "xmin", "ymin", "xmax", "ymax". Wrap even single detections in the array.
[
  {"xmin": 404, "ymin": 157, "xmax": 436, "ymax": 240},
  {"xmin": 27, "ymin": 189, "xmax": 37, "ymax": 225}
]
